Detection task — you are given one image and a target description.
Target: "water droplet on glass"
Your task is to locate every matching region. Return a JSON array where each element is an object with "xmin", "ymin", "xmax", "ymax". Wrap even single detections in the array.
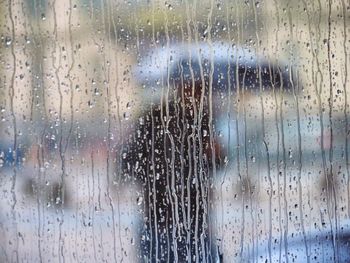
[
  {"xmin": 123, "ymin": 112, "xmax": 130, "ymax": 120},
  {"xmin": 137, "ymin": 196, "xmax": 143, "ymax": 206},
  {"xmin": 5, "ymin": 37, "xmax": 12, "ymax": 46},
  {"xmin": 224, "ymin": 156, "xmax": 228, "ymax": 164},
  {"xmin": 88, "ymin": 101, "xmax": 94, "ymax": 108}
]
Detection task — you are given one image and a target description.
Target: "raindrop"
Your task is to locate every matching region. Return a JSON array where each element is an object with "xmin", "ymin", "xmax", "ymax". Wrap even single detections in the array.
[
  {"xmin": 5, "ymin": 37, "xmax": 12, "ymax": 46},
  {"xmin": 88, "ymin": 101, "xmax": 94, "ymax": 108},
  {"xmin": 136, "ymin": 196, "xmax": 143, "ymax": 206},
  {"xmin": 123, "ymin": 112, "xmax": 130, "ymax": 120}
]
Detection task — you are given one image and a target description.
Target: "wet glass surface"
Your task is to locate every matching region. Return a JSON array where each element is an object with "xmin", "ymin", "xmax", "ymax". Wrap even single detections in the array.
[{"xmin": 0, "ymin": 0, "xmax": 349, "ymax": 262}]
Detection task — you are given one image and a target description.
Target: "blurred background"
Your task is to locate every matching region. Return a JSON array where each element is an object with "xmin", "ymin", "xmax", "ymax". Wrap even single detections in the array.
[{"xmin": 0, "ymin": 0, "xmax": 349, "ymax": 262}]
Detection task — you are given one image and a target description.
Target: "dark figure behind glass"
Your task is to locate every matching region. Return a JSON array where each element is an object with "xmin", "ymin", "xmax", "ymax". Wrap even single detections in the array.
[
  {"xmin": 123, "ymin": 80, "xmax": 217, "ymax": 262},
  {"xmin": 122, "ymin": 44, "xmax": 291, "ymax": 262}
]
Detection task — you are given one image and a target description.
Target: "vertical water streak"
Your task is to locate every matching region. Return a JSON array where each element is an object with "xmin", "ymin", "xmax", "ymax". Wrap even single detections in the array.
[
  {"xmin": 326, "ymin": 0, "xmax": 338, "ymax": 260},
  {"xmin": 286, "ymin": 6, "xmax": 310, "ymax": 263},
  {"xmin": 8, "ymin": 1, "xmax": 19, "ymax": 261},
  {"xmin": 339, "ymin": 0, "xmax": 350, "ymax": 219}
]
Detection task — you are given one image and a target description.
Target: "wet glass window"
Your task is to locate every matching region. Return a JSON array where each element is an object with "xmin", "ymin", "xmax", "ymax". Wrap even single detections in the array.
[{"xmin": 0, "ymin": 0, "xmax": 349, "ymax": 262}]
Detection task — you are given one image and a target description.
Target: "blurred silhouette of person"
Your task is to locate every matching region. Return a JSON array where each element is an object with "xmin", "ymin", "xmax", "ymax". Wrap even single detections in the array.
[{"xmin": 122, "ymin": 43, "xmax": 292, "ymax": 262}]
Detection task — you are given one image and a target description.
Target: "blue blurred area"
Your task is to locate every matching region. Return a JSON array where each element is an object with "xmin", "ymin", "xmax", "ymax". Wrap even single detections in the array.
[
  {"xmin": 250, "ymin": 221, "xmax": 350, "ymax": 263},
  {"xmin": 0, "ymin": 145, "xmax": 25, "ymax": 167}
]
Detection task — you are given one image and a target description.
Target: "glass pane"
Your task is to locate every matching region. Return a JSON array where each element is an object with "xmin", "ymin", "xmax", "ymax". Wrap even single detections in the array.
[{"xmin": 0, "ymin": 0, "xmax": 349, "ymax": 262}]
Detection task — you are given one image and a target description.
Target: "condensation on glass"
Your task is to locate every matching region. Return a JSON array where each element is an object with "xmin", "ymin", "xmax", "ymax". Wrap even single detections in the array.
[{"xmin": 0, "ymin": 0, "xmax": 349, "ymax": 262}]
